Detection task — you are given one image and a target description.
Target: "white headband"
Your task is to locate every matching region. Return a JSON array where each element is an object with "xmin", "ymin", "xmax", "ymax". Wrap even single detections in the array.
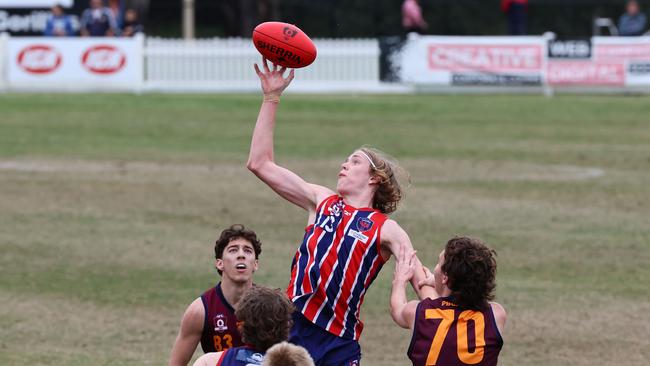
[{"xmin": 357, "ymin": 150, "xmax": 377, "ymax": 169}]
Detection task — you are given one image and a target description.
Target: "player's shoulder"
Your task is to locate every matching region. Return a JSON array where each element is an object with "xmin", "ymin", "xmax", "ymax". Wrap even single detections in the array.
[{"xmin": 489, "ymin": 301, "xmax": 507, "ymax": 331}]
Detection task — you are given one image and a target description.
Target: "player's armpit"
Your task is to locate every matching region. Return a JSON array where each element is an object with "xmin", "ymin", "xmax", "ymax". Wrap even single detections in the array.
[
  {"xmin": 247, "ymin": 159, "xmax": 333, "ymax": 211},
  {"xmin": 169, "ymin": 298, "xmax": 204, "ymax": 366}
]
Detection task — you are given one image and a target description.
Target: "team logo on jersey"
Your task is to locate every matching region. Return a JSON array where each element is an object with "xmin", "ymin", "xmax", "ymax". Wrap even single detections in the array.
[
  {"xmin": 213, "ymin": 313, "xmax": 228, "ymax": 332},
  {"xmin": 349, "ymin": 360, "xmax": 359, "ymax": 366},
  {"xmin": 356, "ymin": 217, "xmax": 374, "ymax": 232},
  {"xmin": 328, "ymin": 201, "xmax": 343, "ymax": 217}
]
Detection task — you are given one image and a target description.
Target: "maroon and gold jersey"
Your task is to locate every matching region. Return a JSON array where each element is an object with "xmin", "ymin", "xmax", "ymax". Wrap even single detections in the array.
[
  {"xmin": 199, "ymin": 283, "xmax": 243, "ymax": 353},
  {"xmin": 407, "ymin": 297, "xmax": 503, "ymax": 366}
]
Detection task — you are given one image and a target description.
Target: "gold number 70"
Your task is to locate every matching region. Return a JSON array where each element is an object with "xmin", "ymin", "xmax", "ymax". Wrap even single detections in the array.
[{"xmin": 424, "ymin": 309, "xmax": 486, "ymax": 365}]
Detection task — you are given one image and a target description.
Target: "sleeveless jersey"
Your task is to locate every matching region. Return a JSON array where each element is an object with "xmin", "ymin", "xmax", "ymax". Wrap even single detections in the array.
[
  {"xmin": 407, "ymin": 297, "xmax": 503, "ymax": 366},
  {"xmin": 216, "ymin": 346, "xmax": 264, "ymax": 366},
  {"xmin": 200, "ymin": 283, "xmax": 243, "ymax": 353},
  {"xmin": 287, "ymin": 195, "xmax": 389, "ymax": 340}
]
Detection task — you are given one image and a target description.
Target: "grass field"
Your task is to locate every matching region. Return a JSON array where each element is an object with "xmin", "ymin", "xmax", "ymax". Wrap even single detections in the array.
[{"xmin": 1, "ymin": 93, "xmax": 649, "ymax": 366}]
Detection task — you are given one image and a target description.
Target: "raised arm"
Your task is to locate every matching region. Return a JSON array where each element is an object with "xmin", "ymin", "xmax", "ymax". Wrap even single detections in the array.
[
  {"xmin": 247, "ymin": 59, "xmax": 333, "ymax": 212},
  {"xmin": 390, "ymin": 245, "xmax": 419, "ymax": 329},
  {"xmin": 168, "ymin": 298, "xmax": 204, "ymax": 366},
  {"xmin": 381, "ymin": 220, "xmax": 439, "ymax": 300}
]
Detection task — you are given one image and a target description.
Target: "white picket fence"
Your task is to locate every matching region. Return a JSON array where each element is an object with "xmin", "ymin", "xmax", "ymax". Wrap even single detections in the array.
[{"xmin": 144, "ymin": 37, "xmax": 394, "ymax": 93}]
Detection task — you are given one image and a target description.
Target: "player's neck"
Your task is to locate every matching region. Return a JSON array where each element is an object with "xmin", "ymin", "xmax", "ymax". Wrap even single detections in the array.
[
  {"xmin": 220, "ymin": 278, "xmax": 252, "ymax": 308},
  {"xmin": 342, "ymin": 189, "xmax": 374, "ymax": 209},
  {"xmin": 439, "ymin": 287, "xmax": 452, "ymax": 298}
]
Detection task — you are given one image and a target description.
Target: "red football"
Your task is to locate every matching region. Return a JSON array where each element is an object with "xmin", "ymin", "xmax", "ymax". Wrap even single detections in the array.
[{"xmin": 252, "ymin": 22, "xmax": 317, "ymax": 68}]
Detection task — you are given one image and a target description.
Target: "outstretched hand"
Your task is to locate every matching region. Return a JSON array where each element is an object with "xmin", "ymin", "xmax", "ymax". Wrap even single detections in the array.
[
  {"xmin": 417, "ymin": 265, "xmax": 435, "ymax": 289},
  {"xmin": 393, "ymin": 245, "xmax": 417, "ymax": 284},
  {"xmin": 254, "ymin": 58, "xmax": 295, "ymax": 102}
]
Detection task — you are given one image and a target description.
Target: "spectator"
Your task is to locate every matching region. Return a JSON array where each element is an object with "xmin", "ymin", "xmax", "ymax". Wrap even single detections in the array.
[
  {"xmin": 121, "ymin": 8, "xmax": 144, "ymax": 36},
  {"xmin": 402, "ymin": 0, "xmax": 428, "ymax": 35},
  {"xmin": 501, "ymin": 0, "xmax": 528, "ymax": 35},
  {"xmin": 44, "ymin": 4, "xmax": 76, "ymax": 37},
  {"xmin": 619, "ymin": 0, "xmax": 647, "ymax": 36},
  {"xmin": 80, "ymin": 0, "xmax": 119, "ymax": 37},
  {"xmin": 108, "ymin": 0, "xmax": 124, "ymax": 28}
]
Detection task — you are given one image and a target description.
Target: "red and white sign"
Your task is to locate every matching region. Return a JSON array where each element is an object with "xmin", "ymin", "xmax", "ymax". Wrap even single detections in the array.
[
  {"xmin": 7, "ymin": 37, "xmax": 143, "ymax": 91},
  {"xmin": 17, "ymin": 44, "xmax": 62, "ymax": 74},
  {"xmin": 547, "ymin": 61, "xmax": 625, "ymax": 86},
  {"xmin": 428, "ymin": 44, "xmax": 543, "ymax": 72},
  {"xmin": 81, "ymin": 45, "xmax": 127, "ymax": 74},
  {"xmin": 400, "ymin": 36, "xmax": 546, "ymax": 85}
]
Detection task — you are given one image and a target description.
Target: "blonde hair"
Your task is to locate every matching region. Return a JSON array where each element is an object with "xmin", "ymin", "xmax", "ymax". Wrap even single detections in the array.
[
  {"xmin": 358, "ymin": 146, "xmax": 410, "ymax": 214},
  {"xmin": 261, "ymin": 342, "xmax": 315, "ymax": 366}
]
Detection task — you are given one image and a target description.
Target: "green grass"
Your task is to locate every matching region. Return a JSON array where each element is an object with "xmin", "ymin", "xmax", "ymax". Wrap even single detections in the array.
[{"xmin": 1, "ymin": 93, "xmax": 649, "ymax": 366}]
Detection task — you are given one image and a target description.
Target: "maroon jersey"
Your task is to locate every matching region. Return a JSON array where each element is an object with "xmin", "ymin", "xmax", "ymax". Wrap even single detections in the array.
[
  {"xmin": 200, "ymin": 283, "xmax": 243, "ymax": 353},
  {"xmin": 407, "ymin": 297, "xmax": 503, "ymax": 366}
]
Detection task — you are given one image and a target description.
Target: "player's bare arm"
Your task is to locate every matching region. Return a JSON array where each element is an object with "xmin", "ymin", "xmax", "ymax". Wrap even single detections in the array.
[
  {"xmin": 247, "ymin": 58, "xmax": 334, "ymax": 213},
  {"xmin": 169, "ymin": 298, "xmax": 204, "ymax": 366},
  {"xmin": 381, "ymin": 219, "xmax": 438, "ymax": 300},
  {"xmin": 390, "ymin": 245, "xmax": 419, "ymax": 329},
  {"xmin": 490, "ymin": 301, "xmax": 508, "ymax": 335},
  {"xmin": 192, "ymin": 352, "xmax": 223, "ymax": 366}
]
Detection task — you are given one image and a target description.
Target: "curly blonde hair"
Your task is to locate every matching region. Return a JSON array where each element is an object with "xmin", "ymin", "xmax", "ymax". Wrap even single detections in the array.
[{"xmin": 358, "ymin": 146, "xmax": 410, "ymax": 215}]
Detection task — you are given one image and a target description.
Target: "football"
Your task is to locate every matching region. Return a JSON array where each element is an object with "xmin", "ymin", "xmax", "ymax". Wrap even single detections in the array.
[{"xmin": 252, "ymin": 22, "xmax": 317, "ymax": 68}]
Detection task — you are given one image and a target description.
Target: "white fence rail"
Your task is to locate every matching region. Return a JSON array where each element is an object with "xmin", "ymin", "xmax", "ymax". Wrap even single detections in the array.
[{"xmin": 145, "ymin": 37, "xmax": 386, "ymax": 92}]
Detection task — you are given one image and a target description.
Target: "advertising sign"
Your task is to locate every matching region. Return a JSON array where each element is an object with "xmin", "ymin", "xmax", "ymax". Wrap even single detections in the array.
[
  {"xmin": 399, "ymin": 36, "xmax": 545, "ymax": 86},
  {"xmin": 7, "ymin": 37, "xmax": 143, "ymax": 91}
]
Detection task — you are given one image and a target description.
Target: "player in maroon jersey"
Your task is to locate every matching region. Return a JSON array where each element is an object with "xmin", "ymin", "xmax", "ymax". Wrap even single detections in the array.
[
  {"xmin": 391, "ymin": 236, "xmax": 507, "ymax": 366},
  {"xmin": 192, "ymin": 286, "xmax": 313, "ymax": 366},
  {"xmin": 248, "ymin": 59, "xmax": 435, "ymax": 365},
  {"xmin": 168, "ymin": 225, "xmax": 262, "ymax": 366}
]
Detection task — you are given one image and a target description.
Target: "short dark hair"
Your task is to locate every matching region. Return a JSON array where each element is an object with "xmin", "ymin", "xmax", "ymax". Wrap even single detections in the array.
[
  {"xmin": 214, "ymin": 224, "xmax": 262, "ymax": 275},
  {"xmin": 235, "ymin": 286, "xmax": 295, "ymax": 352},
  {"xmin": 442, "ymin": 236, "xmax": 497, "ymax": 310}
]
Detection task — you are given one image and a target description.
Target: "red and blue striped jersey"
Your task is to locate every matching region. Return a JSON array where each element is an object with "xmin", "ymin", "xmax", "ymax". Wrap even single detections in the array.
[{"xmin": 287, "ymin": 195, "xmax": 389, "ymax": 340}]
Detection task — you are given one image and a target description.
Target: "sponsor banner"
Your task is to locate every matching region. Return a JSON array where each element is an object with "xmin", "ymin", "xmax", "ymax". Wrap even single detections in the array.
[
  {"xmin": 400, "ymin": 36, "xmax": 545, "ymax": 86},
  {"xmin": 0, "ymin": 0, "xmax": 73, "ymax": 8},
  {"xmin": 548, "ymin": 39, "xmax": 591, "ymax": 59},
  {"xmin": 547, "ymin": 60, "xmax": 625, "ymax": 86},
  {"xmin": 593, "ymin": 37, "xmax": 650, "ymax": 61},
  {"xmin": 8, "ymin": 37, "xmax": 142, "ymax": 91}
]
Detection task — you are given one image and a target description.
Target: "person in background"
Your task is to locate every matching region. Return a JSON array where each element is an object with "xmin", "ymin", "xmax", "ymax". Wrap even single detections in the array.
[
  {"xmin": 121, "ymin": 8, "xmax": 144, "ymax": 37},
  {"xmin": 402, "ymin": 0, "xmax": 428, "ymax": 35},
  {"xmin": 618, "ymin": 0, "xmax": 647, "ymax": 36},
  {"xmin": 44, "ymin": 4, "xmax": 76, "ymax": 37},
  {"xmin": 501, "ymin": 0, "xmax": 528, "ymax": 35},
  {"xmin": 80, "ymin": 0, "xmax": 120, "ymax": 37}
]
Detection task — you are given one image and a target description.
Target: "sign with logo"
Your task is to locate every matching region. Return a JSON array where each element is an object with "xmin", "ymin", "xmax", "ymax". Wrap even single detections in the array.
[
  {"xmin": 0, "ymin": 0, "xmax": 73, "ymax": 7},
  {"xmin": 7, "ymin": 37, "xmax": 143, "ymax": 91},
  {"xmin": 399, "ymin": 36, "xmax": 545, "ymax": 86},
  {"xmin": 548, "ymin": 40, "xmax": 591, "ymax": 59}
]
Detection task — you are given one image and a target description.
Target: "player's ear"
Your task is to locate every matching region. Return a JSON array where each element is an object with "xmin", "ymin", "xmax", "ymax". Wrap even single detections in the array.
[
  {"xmin": 441, "ymin": 273, "xmax": 449, "ymax": 286},
  {"xmin": 215, "ymin": 259, "xmax": 224, "ymax": 272},
  {"xmin": 253, "ymin": 259, "xmax": 259, "ymax": 272},
  {"xmin": 368, "ymin": 174, "xmax": 380, "ymax": 185}
]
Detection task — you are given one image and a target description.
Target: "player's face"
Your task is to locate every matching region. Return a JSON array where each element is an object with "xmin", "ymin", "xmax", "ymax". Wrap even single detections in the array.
[
  {"xmin": 336, "ymin": 151, "xmax": 375, "ymax": 195},
  {"xmin": 216, "ymin": 238, "xmax": 258, "ymax": 284},
  {"xmin": 433, "ymin": 250, "xmax": 447, "ymax": 295}
]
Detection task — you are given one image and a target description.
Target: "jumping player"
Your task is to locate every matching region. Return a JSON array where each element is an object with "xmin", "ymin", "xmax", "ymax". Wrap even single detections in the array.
[
  {"xmin": 169, "ymin": 225, "xmax": 262, "ymax": 366},
  {"xmin": 391, "ymin": 236, "xmax": 507, "ymax": 366},
  {"xmin": 192, "ymin": 286, "xmax": 302, "ymax": 366},
  {"xmin": 248, "ymin": 59, "xmax": 434, "ymax": 365}
]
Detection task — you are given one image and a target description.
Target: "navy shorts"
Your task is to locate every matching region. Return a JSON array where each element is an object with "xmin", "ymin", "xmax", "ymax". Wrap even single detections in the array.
[{"xmin": 289, "ymin": 312, "xmax": 361, "ymax": 366}]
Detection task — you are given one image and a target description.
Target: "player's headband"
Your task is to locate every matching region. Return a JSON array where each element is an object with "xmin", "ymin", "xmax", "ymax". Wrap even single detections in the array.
[{"xmin": 358, "ymin": 150, "xmax": 377, "ymax": 170}]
